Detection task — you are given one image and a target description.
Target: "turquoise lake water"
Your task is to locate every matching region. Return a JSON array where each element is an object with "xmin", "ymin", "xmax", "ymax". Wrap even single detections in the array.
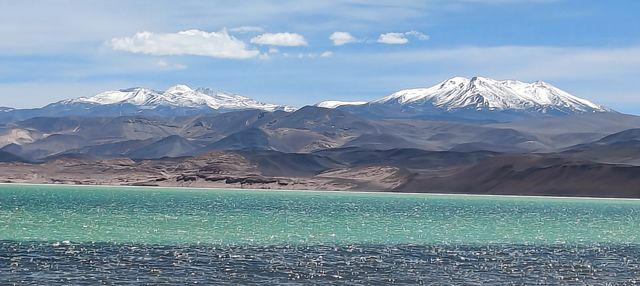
[{"xmin": 1, "ymin": 184, "xmax": 640, "ymax": 284}]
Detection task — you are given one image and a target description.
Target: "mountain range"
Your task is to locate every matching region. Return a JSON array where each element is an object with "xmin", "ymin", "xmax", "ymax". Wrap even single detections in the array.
[
  {"xmin": 318, "ymin": 76, "xmax": 611, "ymax": 121},
  {"xmin": 0, "ymin": 76, "xmax": 614, "ymax": 122},
  {"xmin": 63, "ymin": 84, "xmax": 295, "ymax": 112},
  {"xmin": 0, "ymin": 84, "xmax": 294, "ymax": 122},
  {"xmin": 0, "ymin": 76, "xmax": 638, "ymax": 197}
]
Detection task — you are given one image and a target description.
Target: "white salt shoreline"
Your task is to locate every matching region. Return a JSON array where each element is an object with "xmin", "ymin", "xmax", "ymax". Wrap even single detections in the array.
[{"xmin": 1, "ymin": 182, "xmax": 639, "ymax": 202}]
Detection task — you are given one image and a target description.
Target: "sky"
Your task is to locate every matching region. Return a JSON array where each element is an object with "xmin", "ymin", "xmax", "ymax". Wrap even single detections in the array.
[{"xmin": 0, "ymin": 0, "xmax": 639, "ymax": 114}]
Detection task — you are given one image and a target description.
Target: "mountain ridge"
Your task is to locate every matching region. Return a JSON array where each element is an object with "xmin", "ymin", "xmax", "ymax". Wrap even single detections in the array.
[
  {"xmin": 61, "ymin": 84, "xmax": 295, "ymax": 112},
  {"xmin": 320, "ymin": 76, "xmax": 612, "ymax": 121},
  {"xmin": 0, "ymin": 76, "xmax": 617, "ymax": 123},
  {"xmin": 375, "ymin": 76, "xmax": 608, "ymax": 113}
]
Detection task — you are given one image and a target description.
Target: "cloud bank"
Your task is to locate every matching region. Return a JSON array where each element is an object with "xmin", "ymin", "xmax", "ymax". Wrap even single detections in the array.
[{"xmin": 110, "ymin": 29, "xmax": 259, "ymax": 59}]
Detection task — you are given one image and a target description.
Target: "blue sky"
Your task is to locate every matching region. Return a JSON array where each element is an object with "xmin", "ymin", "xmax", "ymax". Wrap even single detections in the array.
[{"xmin": 0, "ymin": 0, "xmax": 639, "ymax": 113}]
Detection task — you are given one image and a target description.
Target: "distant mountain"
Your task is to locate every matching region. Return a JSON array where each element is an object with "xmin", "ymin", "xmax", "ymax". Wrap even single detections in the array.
[
  {"xmin": 200, "ymin": 128, "xmax": 273, "ymax": 152},
  {"xmin": 596, "ymin": 128, "xmax": 640, "ymax": 144},
  {"xmin": 62, "ymin": 84, "xmax": 294, "ymax": 112},
  {"xmin": 561, "ymin": 128, "xmax": 640, "ymax": 165},
  {"xmin": 375, "ymin": 77, "xmax": 609, "ymax": 113},
  {"xmin": 326, "ymin": 76, "xmax": 613, "ymax": 121},
  {"xmin": 0, "ymin": 150, "xmax": 28, "ymax": 163},
  {"xmin": 128, "ymin": 135, "xmax": 201, "ymax": 159},
  {"xmin": 0, "ymin": 76, "xmax": 617, "ymax": 123},
  {"xmin": 0, "ymin": 85, "xmax": 294, "ymax": 122}
]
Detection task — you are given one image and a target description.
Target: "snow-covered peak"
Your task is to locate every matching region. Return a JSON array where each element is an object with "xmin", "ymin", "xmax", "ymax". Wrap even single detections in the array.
[
  {"xmin": 315, "ymin": 100, "xmax": 367, "ymax": 108},
  {"xmin": 374, "ymin": 76, "xmax": 610, "ymax": 114},
  {"xmin": 165, "ymin": 84, "xmax": 194, "ymax": 94},
  {"xmin": 65, "ymin": 85, "xmax": 294, "ymax": 112},
  {"xmin": 73, "ymin": 88, "xmax": 158, "ymax": 105}
]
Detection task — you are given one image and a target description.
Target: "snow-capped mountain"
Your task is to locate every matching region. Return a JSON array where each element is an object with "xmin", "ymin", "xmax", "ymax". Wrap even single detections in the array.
[
  {"xmin": 372, "ymin": 76, "xmax": 609, "ymax": 114},
  {"xmin": 324, "ymin": 76, "xmax": 612, "ymax": 121},
  {"xmin": 0, "ymin": 77, "xmax": 614, "ymax": 123},
  {"xmin": 315, "ymin": 100, "xmax": 367, "ymax": 108},
  {"xmin": 64, "ymin": 84, "xmax": 294, "ymax": 112}
]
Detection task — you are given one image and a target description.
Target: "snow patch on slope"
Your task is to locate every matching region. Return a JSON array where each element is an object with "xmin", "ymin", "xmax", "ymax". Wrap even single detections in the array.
[{"xmin": 315, "ymin": 101, "xmax": 367, "ymax": 108}]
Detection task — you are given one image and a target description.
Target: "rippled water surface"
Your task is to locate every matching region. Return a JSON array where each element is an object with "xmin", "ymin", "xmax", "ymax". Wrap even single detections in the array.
[{"xmin": 1, "ymin": 184, "xmax": 640, "ymax": 284}]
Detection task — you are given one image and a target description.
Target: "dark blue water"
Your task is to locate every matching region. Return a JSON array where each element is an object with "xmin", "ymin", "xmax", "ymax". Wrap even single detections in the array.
[{"xmin": 2, "ymin": 242, "xmax": 640, "ymax": 284}]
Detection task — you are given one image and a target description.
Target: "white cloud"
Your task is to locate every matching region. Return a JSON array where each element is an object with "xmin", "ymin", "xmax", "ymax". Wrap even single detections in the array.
[
  {"xmin": 405, "ymin": 30, "xmax": 430, "ymax": 40},
  {"xmin": 320, "ymin": 51, "xmax": 334, "ymax": 58},
  {"xmin": 279, "ymin": 52, "xmax": 332, "ymax": 59},
  {"xmin": 250, "ymin": 32, "xmax": 308, "ymax": 46},
  {"xmin": 110, "ymin": 29, "xmax": 259, "ymax": 59},
  {"xmin": 229, "ymin": 26, "xmax": 264, "ymax": 33},
  {"xmin": 377, "ymin": 31, "xmax": 430, "ymax": 44},
  {"xmin": 329, "ymin": 32, "xmax": 357, "ymax": 46},
  {"xmin": 377, "ymin": 33, "xmax": 409, "ymax": 44}
]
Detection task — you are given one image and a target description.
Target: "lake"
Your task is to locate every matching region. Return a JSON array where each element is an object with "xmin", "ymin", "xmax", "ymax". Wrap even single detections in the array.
[{"xmin": 1, "ymin": 184, "xmax": 640, "ymax": 284}]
